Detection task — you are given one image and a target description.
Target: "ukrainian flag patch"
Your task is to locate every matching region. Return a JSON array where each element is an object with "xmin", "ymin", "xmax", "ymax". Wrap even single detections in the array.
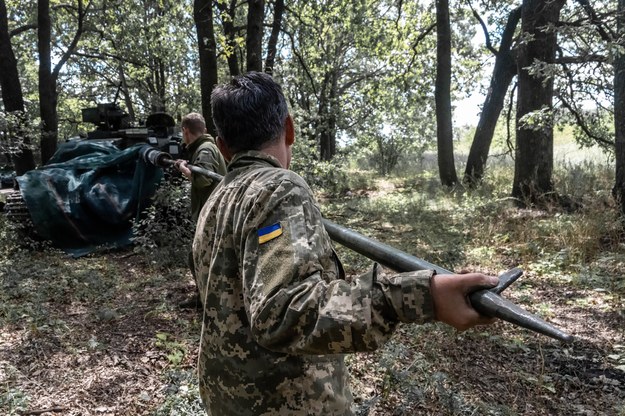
[{"xmin": 258, "ymin": 222, "xmax": 283, "ymax": 244}]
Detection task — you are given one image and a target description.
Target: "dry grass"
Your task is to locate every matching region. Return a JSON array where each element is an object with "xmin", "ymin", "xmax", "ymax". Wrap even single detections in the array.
[{"xmin": 1, "ymin": 154, "xmax": 624, "ymax": 415}]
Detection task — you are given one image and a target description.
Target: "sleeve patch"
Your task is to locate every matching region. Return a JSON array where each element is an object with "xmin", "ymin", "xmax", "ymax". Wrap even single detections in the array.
[{"xmin": 258, "ymin": 222, "xmax": 283, "ymax": 244}]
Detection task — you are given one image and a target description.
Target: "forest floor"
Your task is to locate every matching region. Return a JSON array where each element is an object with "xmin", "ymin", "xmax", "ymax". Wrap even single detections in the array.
[{"xmin": 1, "ymin": 170, "xmax": 624, "ymax": 416}]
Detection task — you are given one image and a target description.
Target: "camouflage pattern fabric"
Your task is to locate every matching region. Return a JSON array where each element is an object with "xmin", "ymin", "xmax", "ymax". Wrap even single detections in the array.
[
  {"xmin": 188, "ymin": 134, "xmax": 227, "ymax": 222},
  {"xmin": 193, "ymin": 150, "xmax": 436, "ymax": 415}
]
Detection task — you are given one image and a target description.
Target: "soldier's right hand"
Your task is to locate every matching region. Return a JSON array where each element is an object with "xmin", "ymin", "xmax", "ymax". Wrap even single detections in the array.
[
  {"xmin": 430, "ymin": 273, "xmax": 499, "ymax": 331},
  {"xmin": 175, "ymin": 160, "xmax": 192, "ymax": 179}
]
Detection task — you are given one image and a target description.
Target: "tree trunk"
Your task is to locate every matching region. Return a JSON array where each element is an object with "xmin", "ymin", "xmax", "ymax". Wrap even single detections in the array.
[
  {"xmin": 464, "ymin": 7, "xmax": 521, "ymax": 187},
  {"xmin": 435, "ymin": 0, "xmax": 457, "ymax": 187},
  {"xmin": 194, "ymin": 0, "xmax": 218, "ymax": 134},
  {"xmin": 264, "ymin": 0, "xmax": 284, "ymax": 74},
  {"xmin": 118, "ymin": 65, "xmax": 136, "ymax": 121},
  {"xmin": 615, "ymin": 0, "xmax": 625, "ymax": 218},
  {"xmin": 318, "ymin": 70, "xmax": 338, "ymax": 161},
  {"xmin": 0, "ymin": 2, "xmax": 24, "ymax": 113},
  {"xmin": 512, "ymin": 0, "xmax": 565, "ymax": 205},
  {"xmin": 38, "ymin": 0, "xmax": 59, "ymax": 164},
  {"xmin": 246, "ymin": 0, "xmax": 264, "ymax": 72},
  {"xmin": 318, "ymin": 102, "xmax": 337, "ymax": 161},
  {"xmin": 217, "ymin": 0, "xmax": 240, "ymax": 76},
  {"xmin": 0, "ymin": 0, "xmax": 35, "ymax": 175}
]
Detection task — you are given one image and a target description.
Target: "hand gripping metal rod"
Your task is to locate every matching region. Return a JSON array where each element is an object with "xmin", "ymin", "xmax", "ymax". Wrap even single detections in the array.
[{"xmin": 140, "ymin": 146, "xmax": 574, "ymax": 343}]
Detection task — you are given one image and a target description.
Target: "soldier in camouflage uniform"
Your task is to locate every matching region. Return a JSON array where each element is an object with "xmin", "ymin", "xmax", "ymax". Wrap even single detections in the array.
[
  {"xmin": 175, "ymin": 112, "xmax": 227, "ymax": 223},
  {"xmin": 193, "ymin": 72, "xmax": 498, "ymax": 415},
  {"xmin": 175, "ymin": 113, "xmax": 227, "ymax": 309}
]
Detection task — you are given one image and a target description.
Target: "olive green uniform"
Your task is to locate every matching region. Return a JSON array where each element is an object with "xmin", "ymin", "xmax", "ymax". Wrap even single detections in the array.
[
  {"xmin": 193, "ymin": 151, "xmax": 436, "ymax": 415},
  {"xmin": 187, "ymin": 134, "xmax": 227, "ymax": 222}
]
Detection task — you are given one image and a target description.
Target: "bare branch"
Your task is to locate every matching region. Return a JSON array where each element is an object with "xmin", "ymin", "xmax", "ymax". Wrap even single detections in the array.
[
  {"xmin": 395, "ymin": 0, "xmax": 404, "ymax": 30},
  {"xmin": 338, "ymin": 70, "xmax": 386, "ymax": 96},
  {"xmin": 52, "ymin": 3, "xmax": 79, "ymax": 12}
]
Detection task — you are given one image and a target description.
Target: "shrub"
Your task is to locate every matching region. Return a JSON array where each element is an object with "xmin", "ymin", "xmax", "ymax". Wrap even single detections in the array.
[
  {"xmin": 291, "ymin": 141, "xmax": 351, "ymax": 196},
  {"xmin": 132, "ymin": 177, "xmax": 194, "ymax": 268}
]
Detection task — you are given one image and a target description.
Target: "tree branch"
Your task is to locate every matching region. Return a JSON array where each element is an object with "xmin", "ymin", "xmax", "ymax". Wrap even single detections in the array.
[
  {"xmin": 17, "ymin": 407, "xmax": 69, "ymax": 415},
  {"xmin": 553, "ymin": 54, "xmax": 607, "ymax": 64},
  {"xmin": 264, "ymin": 0, "xmax": 284, "ymax": 74},
  {"xmin": 53, "ymin": 0, "xmax": 90, "ymax": 78},
  {"xmin": 466, "ymin": 0, "xmax": 497, "ymax": 55},
  {"xmin": 557, "ymin": 48, "xmax": 614, "ymax": 148},
  {"xmin": 403, "ymin": 22, "xmax": 436, "ymax": 77},
  {"xmin": 282, "ymin": 28, "xmax": 317, "ymax": 97},
  {"xmin": 73, "ymin": 51, "xmax": 146, "ymax": 67},
  {"xmin": 337, "ymin": 70, "xmax": 386, "ymax": 96},
  {"xmin": 558, "ymin": 93, "xmax": 614, "ymax": 147},
  {"xmin": 9, "ymin": 23, "xmax": 37, "ymax": 38},
  {"xmin": 574, "ymin": 0, "xmax": 614, "ymax": 41},
  {"xmin": 506, "ymin": 82, "xmax": 516, "ymax": 156}
]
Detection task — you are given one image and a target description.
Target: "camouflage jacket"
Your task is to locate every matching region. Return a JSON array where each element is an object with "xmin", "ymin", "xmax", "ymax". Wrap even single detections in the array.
[
  {"xmin": 193, "ymin": 151, "xmax": 436, "ymax": 415},
  {"xmin": 187, "ymin": 134, "xmax": 227, "ymax": 222}
]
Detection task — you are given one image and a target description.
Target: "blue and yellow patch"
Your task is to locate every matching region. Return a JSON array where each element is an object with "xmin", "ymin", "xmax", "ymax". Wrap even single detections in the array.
[{"xmin": 258, "ymin": 223, "xmax": 283, "ymax": 244}]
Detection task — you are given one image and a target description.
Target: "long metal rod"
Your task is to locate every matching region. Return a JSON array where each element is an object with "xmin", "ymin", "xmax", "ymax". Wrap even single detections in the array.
[
  {"xmin": 323, "ymin": 219, "xmax": 573, "ymax": 342},
  {"xmin": 141, "ymin": 146, "xmax": 574, "ymax": 343},
  {"xmin": 322, "ymin": 219, "xmax": 454, "ymax": 274},
  {"xmin": 157, "ymin": 157, "xmax": 225, "ymax": 182}
]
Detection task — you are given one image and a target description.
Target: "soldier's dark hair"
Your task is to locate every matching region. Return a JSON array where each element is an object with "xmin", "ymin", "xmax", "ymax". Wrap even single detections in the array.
[
  {"xmin": 211, "ymin": 71, "xmax": 289, "ymax": 153},
  {"xmin": 181, "ymin": 112, "xmax": 206, "ymax": 135}
]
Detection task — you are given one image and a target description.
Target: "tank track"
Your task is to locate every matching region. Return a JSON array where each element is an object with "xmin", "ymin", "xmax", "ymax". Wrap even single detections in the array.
[{"xmin": 2, "ymin": 190, "xmax": 36, "ymax": 237}]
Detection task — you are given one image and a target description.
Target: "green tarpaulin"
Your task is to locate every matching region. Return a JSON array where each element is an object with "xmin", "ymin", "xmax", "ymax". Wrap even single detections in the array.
[{"xmin": 16, "ymin": 141, "xmax": 163, "ymax": 256}]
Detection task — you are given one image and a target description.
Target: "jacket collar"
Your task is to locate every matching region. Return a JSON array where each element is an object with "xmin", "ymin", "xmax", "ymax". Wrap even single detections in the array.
[
  {"xmin": 228, "ymin": 150, "xmax": 282, "ymax": 171},
  {"xmin": 186, "ymin": 134, "xmax": 215, "ymax": 156}
]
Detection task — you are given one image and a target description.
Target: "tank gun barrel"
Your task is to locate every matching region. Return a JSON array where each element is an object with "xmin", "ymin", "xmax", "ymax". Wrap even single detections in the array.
[
  {"xmin": 140, "ymin": 146, "xmax": 223, "ymax": 181},
  {"xmin": 141, "ymin": 146, "xmax": 574, "ymax": 343}
]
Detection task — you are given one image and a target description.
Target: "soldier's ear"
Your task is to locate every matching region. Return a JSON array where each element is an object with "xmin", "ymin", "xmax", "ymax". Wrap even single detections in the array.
[
  {"xmin": 285, "ymin": 114, "xmax": 295, "ymax": 146},
  {"xmin": 217, "ymin": 137, "xmax": 233, "ymax": 161}
]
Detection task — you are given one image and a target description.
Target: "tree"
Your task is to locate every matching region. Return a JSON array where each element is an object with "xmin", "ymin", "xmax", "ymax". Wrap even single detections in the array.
[
  {"xmin": 435, "ymin": 0, "xmax": 458, "ymax": 187},
  {"xmin": 192, "ymin": 0, "xmax": 284, "ymax": 118},
  {"xmin": 38, "ymin": 0, "xmax": 88, "ymax": 164},
  {"xmin": 194, "ymin": 0, "xmax": 218, "ymax": 134},
  {"xmin": 264, "ymin": 0, "xmax": 284, "ymax": 74},
  {"xmin": 72, "ymin": 1, "xmax": 200, "ymax": 121},
  {"xmin": 0, "ymin": 0, "xmax": 36, "ymax": 175},
  {"xmin": 246, "ymin": 0, "xmax": 264, "ymax": 72},
  {"xmin": 551, "ymin": 0, "xmax": 614, "ymax": 151},
  {"xmin": 214, "ymin": 0, "xmax": 285, "ymax": 75},
  {"xmin": 215, "ymin": 0, "xmax": 241, "ymax": 76},
  {"xmin": 464, "ymin": 5, "xmax": 521, "ymax": 187},
  {"xmin": 284, "ymin": 1, "xmax": 437, "ymax": 163},
  {"xmin": 512, "ymin": 0, "xmax": 566, "ymax": 205},
  {"xmin": 284, "ymin": 0, "xmax": 378, "ymax": 161},
  {"xmin": 615, "ymin": 0, "xmax": 625, "ymax": 217}
]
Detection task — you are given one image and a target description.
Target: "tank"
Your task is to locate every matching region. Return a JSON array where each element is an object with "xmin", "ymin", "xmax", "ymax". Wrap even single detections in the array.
[{"xmin": 74, "ymin": 103, "xmax": 183, "ymax": 159}]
